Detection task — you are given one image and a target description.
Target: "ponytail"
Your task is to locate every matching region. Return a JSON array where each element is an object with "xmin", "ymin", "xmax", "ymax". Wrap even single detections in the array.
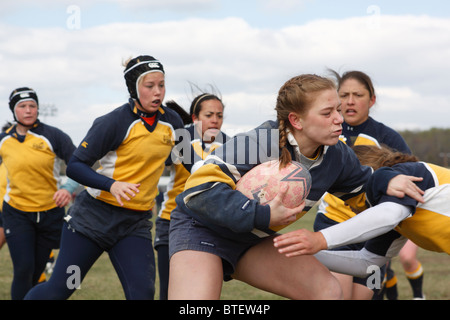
[{"xmin": 165, "ymin": 100, "xmax": 192, "ymax": 125}]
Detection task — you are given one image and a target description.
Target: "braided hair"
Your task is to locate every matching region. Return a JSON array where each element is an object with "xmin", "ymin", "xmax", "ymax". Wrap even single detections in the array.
[{"xmin": 275, "ymin": 74, "xmax": 336, "ymax": 168}]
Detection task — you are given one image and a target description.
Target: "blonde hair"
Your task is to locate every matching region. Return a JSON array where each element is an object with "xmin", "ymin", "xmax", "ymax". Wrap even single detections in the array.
[
  {"xmin": 352, "ymin": 145, "xmax": 419, "ymax": 170},
  {"xmin": 275, "ymin": 74, "xmax": 336, "ymax": 167}
]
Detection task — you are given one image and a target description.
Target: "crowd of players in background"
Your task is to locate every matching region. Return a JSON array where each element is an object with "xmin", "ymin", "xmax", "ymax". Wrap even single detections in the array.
[{"xmin": 1, "ymin": 55, "xmax": 448, "ymax": 300}]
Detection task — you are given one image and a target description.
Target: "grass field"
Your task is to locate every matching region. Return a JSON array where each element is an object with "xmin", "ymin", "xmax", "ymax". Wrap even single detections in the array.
[{"xmin": 0, "ymin": 209, "xmax": 449, "ymax": 300}]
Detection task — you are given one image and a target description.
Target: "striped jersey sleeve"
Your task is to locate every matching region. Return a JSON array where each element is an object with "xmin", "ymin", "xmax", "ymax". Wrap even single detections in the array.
[{"xmin": 175, "ymin": 120, "xmax": 372, "ymax": 241}]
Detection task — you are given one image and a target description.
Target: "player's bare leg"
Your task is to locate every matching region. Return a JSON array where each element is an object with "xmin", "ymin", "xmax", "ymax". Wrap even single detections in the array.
[
  {"xmin": 168, "ymin": 250, "xmax": 223, "ymax": 299},
  {"xmin": 233, "ymin": 237, "xmax": 343, "ymax": 300}
]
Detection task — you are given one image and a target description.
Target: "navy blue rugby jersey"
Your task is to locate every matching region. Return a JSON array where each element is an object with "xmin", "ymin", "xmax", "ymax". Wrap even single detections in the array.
[
  {"xmin": 71, "ymin": 100, "xmax": 184, "ymax": 211},
  {"xmin": 158, "ymin": 124, "xmax": 230, "ymax": 220},
  {"xmin": 175, "ymin": 120, "xmax": 372, "ymax": 242},
  {"xmin": 0, "ymin": 121, "xmax": 76, "ymax": 212},
  {"xmin": 364, "ymin": 162, "xmax": 450, "ymax": 255},
  {"xmin": 319, "ymin": 116, "xmax": 411, "ymax": 223},
  {"xmin": 341, "ymin": 116, "xmax": 410, "ymax": 151}
]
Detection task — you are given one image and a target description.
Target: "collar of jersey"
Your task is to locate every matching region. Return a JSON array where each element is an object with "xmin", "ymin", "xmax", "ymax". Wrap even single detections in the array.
[
  {"xmin": 344, "ymin": 117, "xmax": 370, "ymax": 133},
  {"xmin": 10, "ymin": 120, "xmax": 40, "ymax": 143},
  {"xmin": 130, "ymin": 99, "xmax": 158, "ymax": 118}
]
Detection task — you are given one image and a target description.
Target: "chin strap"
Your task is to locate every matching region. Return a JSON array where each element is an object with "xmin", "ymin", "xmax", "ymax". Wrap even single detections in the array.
[
  {"xmin": 12, "ymin": 120, "xmax": 40, "ymax": 139},
  {"xmin": 130, "ymin": 99, "xmax": 157, "ymax": 118}
]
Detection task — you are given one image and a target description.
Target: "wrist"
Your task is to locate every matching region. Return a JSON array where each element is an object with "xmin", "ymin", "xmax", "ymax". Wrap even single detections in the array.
[{"xmin": 316, "ymin": 231, "xmax": 328, "ymax": 250}]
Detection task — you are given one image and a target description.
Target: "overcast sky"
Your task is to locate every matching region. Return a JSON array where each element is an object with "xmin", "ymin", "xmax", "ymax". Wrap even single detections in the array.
[{"xmin": 1, "ymin": 0, "xmax": 449, "ymax": 144}]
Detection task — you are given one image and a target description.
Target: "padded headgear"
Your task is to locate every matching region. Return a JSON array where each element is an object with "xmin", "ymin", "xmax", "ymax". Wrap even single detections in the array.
[
  {"xmin": 123, "ymin": 55, "xmax": 164, "ymax": 101},
  {"xmin": 9, "ymin": 87, "xmax": 39, "ymax": 122}
]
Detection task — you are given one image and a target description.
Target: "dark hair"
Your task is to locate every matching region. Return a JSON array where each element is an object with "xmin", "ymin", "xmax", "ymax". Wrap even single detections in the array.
[
  {"xmin": 2, "ymin": 121, "xmax": 12, "ymax": 132},
  {"xmin": 165, "ymin": 94, "xmax": 224, "ymax": 126},
  {"xmin": 165, "ymin": 100, "xmax": 191, "ymax": 125},
  {"xmin": 189, "ymin": 93, "xmax": 223, "ymax": 119},
  {"xmin": 352, "ymin": 144, "xmax": 419, "ymax": 170},
  {"xmin": 166, "ymin": 83, "xmax": 224, "ymax": 125},
  {"xmin": 328, "ymin": 69, "xmax": 376, "ymax": 98}
]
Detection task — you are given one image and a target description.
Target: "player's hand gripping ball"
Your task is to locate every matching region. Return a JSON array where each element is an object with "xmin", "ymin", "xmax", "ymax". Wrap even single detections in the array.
[{"xmin": 236, "ymin": 160, "xmax": 312, "ymax": 208}]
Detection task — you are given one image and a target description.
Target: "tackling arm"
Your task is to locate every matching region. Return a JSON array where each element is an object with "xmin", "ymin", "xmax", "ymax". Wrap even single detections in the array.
[{"xmin": 320, "ymin": 202, "xmax": 412, "ymax": 249}]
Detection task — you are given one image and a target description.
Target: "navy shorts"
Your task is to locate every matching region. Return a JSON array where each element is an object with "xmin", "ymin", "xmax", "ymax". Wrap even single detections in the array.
[
  {"xmin": 169, "ymin": 206, "xmax": 261, "ymax": 279},
  {"xmin": 154, "ymin": 216, "xmax": 170, "ymax": 249},
  {"xmin": 66, "ymin": 190, "xmax": 153, "ymax": 251},
  {"xmin": 2, "ymin": 201, "xmax": 65, "ymax": 249}
]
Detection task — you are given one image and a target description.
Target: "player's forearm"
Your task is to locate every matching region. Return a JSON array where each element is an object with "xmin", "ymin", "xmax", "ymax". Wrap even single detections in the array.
[{"xmin": 320, "ymin": 202, "xmax": 411, "ymax": 249}]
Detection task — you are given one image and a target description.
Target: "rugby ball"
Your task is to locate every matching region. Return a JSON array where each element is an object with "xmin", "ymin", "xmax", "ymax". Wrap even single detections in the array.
[{"xmin": 236, "ymin": 160, "xmax": 311, "ymax": 208}]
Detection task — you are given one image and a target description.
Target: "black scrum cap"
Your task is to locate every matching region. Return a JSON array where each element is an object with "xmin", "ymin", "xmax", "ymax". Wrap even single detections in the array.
[{"xmin": 123, "ymin": 55, "xmax": 164, "ymax": 101}]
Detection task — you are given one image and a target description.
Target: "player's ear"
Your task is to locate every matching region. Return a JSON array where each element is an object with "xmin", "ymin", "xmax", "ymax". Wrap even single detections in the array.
[
  {"xmin": 369, "ymin": 94, "xmax": 376, "ymax": 109},
  {"xmin": 288, "ymin": 112, "xmax": 303, "ymax": 130}
]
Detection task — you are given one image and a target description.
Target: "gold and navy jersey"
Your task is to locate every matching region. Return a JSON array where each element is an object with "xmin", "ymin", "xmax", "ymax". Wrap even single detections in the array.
[
  {"xmin": 158, "ymin": 124, "xmax": 229, "ymax": 220},
  {"xmin": 318, "ymin": 117, "xmax": 411, "ymax": 223},
  {"xmin": 175, "ymin": 120, "xmax": 372, "ymax": 242},
  {"xmin": 72, "ymin": 100, "xmax": 184, "ymax": 211},
  {"xmin": 366, "ymin": 162, "xmax": 450, "ymax": 254},
  {"xmin": 0, "ymin": 163, "xmax": 6, "ymax": 212},
  {"xmin": 0, "ymin": 121, "xmax": 76, "ymax": 212}
]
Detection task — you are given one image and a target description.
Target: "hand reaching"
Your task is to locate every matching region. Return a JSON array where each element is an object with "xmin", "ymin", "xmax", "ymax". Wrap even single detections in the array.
[
  {"xmin": 53, "ymin": 189, "xmax": 73, "ymax": 208},
  {"xmin": 387, "ymin": 174, "xmax": 424, "ymax": 203},
  {"xmin": 273, "ymin": 229, "xmax": 327, "ymax": 257}
]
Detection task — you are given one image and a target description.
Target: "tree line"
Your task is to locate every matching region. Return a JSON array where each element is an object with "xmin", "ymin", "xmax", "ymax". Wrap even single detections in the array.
[{"xmin": 399, "ymin": 128, "xmax": 450, "ymax": 167}]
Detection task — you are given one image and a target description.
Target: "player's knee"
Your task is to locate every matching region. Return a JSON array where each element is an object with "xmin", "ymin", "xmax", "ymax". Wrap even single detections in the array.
[
  {"xmin": 400, "ymin": 253, "xmax": 417, "ymax": 268},
  {"xmin": 323, "ymin": 278, "xmax": 343, "ymax": 300},
  {"xmin": 310, "ymin": 276, "xmax": 343, "ymax": 300},
  {"xmin": 290, "ymin": 276, "xmax": 343, "ymax": 300}
]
